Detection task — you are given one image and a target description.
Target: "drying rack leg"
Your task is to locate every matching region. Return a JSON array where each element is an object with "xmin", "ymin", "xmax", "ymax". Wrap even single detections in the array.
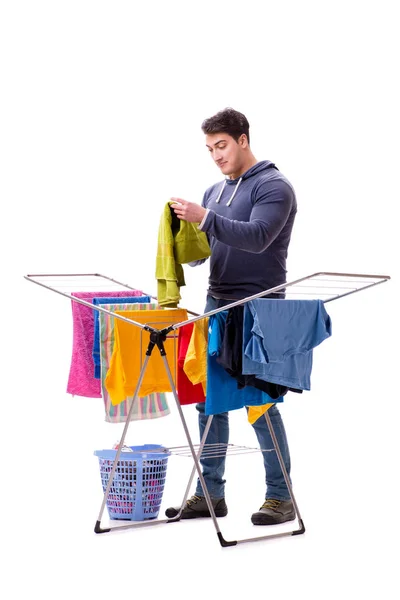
[
  {"xmin": 216, "ymin": 413, "xmax": 305, "ymax": 546},
  {"xmin": 263, "ymin": 411, "xmax": 306, "ymax": 537},
  {"xmin": 166, "ymin": 414, "xmax": 214, "ymax": 522},
  {"xmin": 160, "ymin": 355, "xmax": 237, "ymax": 546}
]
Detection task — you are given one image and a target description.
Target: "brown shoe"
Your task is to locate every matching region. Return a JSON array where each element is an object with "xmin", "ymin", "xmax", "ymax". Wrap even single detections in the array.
[
  {"xmin": 251, "ymin": 498, "xmax": 295, "ymax": 525},
  {"xmin": 165, "ymin": 495, "xmax": 228, "ymax": 519}
]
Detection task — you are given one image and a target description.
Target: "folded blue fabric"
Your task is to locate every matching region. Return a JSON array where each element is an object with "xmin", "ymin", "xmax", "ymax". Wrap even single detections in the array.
[
  {"xmin": 206, "ymin": 311, "xmax": 282, "ymax": 415},
  {"xmin": 242, "ymin": 299, "xmax": 332, "ymax": 390},
  {"xmin": 92, "ymin": 296, "xmax": 151, "ymax": 378}
]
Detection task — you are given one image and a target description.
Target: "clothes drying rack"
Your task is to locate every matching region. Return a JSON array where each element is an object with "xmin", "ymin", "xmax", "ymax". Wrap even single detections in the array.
[{"xmin": 24, "ymin": 271, "xmax": 390, "ymax": 547}]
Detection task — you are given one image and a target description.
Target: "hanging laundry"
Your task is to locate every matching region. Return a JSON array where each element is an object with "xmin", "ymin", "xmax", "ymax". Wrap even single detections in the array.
[
  {"xmin": 98, "ymin": 302, "xmax": 169, "ymax": 423},
  {"xmin": 183, "ymin": 317, "xmax": 209, "ymax": 394},
  {"xmin": 92, "ymin": 295, "xmax": 151, "ymax": 378},
  {"xmin": 212, "ymin": 305, "xmax": 280, "ymax": 424},
  {"xmin": 215, "ymin": 305, "xmax": 302, "ymax": 423},
  {"xmin": 247, "ymin": 402, "xmax": 275, "ymax": 425},
  {"xmin": 205, "ymin": 312, "xmax": 276, "ymax": 415},
  {"xmin": 176, "ymin": 322, "xmax": 205, "ymax": 405},
  {"xmin": 242, "ymin": 299, "xmax": 332, "ymax": 390},
  {"xmin": 105, "ymin": 308, "xmax": 188, "ymax": 404},
  {"xmin": 67, "ymin": 289, "xmax": 144, "ymax": 398},
  {"xmin": 155, "ymin": 202, "xmax": 211, "ymax": 308},
  {"xmin": 216, "ymin": 305, "xmax": 293, "ymax": 399}
]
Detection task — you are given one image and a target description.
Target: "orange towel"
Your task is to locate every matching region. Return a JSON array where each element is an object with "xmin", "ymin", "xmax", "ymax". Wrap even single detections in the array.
[{"xmin": 105, "ymin": 308, "xmax": 188, "ymax": 405}]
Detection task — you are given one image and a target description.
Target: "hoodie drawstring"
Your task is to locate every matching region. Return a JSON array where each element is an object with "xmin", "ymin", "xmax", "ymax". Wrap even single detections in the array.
[
  {"xmin": 215, "ymin": 177, "xmax": 242, "ymax": 206},
  {"xmin": 215, "ymin": 180, "xmax": 226, "ymax": 203},
  {"xmin": 226, "ymin": 177, "xmax": 242, "ymax": 206}
]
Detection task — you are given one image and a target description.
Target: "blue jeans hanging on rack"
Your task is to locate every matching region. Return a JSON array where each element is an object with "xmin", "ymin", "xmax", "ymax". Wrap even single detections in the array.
[{"xmin": 194, "ymin": 294, "xmax": 292, "ymax": 501}]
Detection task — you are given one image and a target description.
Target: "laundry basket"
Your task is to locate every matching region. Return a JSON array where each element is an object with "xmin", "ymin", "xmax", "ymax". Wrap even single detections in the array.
[{"xmin": 94, "ymin": 444, "xmax": 171, "ymax": 521}]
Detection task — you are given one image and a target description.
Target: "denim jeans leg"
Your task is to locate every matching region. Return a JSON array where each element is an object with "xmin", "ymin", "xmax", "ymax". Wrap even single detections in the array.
[
  {"xmin": 250, "ymin": 403, "xmax": 292, "ymax": 500},
  {"xmin": 194, "ymin": 402, "xmax": 229, "ymax": 498},
  {"xmin": 194, "ymin": 294, "xmax": 231, "ymax": 498}
]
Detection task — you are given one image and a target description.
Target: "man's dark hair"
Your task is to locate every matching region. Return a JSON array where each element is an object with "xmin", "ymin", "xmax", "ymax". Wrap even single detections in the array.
[{"xmin": 201, "ymin": 107, "xmax": 250, "ymax": 145}]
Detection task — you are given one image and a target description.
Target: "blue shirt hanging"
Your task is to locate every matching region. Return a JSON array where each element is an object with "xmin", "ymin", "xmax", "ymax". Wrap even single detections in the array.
[
  {"xmin": 242, "ymin": 299, "xmax": 332, "ymax": 390},
  {"xmin": 206, "ymin": 311, "xmax": 278, "ymax": 415}
]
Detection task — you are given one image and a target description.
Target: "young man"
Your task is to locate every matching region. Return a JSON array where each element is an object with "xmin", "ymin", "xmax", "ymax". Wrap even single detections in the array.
[{"xmin": 166, "ymin": 107, "xmax": 297, "ymax": 525}]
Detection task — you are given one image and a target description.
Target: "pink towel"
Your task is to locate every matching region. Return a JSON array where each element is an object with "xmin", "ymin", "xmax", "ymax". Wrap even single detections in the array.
[{"xmin": 67, "ymin": 290, "xmax": 144, "ymax": 397}]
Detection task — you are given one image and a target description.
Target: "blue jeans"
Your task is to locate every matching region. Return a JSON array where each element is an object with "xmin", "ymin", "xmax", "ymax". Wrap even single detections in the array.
[{"xmin": 194, "ymin": 295, "xmax": 292, "ymax": 501}]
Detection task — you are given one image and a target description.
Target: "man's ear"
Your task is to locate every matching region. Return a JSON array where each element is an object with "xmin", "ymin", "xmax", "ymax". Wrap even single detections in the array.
[{"xmin": 239, "ymin": 133, "xmax": 248, "ymax": 148}]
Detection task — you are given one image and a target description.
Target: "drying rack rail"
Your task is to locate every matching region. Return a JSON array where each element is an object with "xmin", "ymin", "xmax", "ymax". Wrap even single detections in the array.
[
  {"xmin": 24, "ymin": 270, "xmax": 390, "ymax": 547},
  {"xmin": 168, "ymin": 442, "xmax": 275, "ymax": 458}
]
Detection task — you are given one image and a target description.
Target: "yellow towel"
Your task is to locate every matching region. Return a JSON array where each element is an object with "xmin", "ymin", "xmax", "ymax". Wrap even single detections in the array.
[
  {"xmin": 247, "ymin": 402, "xmax": 275, "ymax": 424},
  {"xmin": 105, "ymin": 308, "xmax": 188, "ymax": 405},
  {"xmin": 183, "ymin": 317, "xmax": 209, "ymax": 394}
]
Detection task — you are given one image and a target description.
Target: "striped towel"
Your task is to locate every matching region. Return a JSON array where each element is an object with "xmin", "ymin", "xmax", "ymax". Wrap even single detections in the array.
[
  {"xmin": 92, "ymin": 296, "xmax": 151, "ymax": 378},
  {"xmin": 99, "ymin": 302, "xmax": 170, "ymax": 422}
]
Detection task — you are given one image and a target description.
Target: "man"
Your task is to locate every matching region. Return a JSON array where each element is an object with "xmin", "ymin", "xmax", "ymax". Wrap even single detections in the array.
[{"xmin": 166, "ymin": 107, "xmax": 297, "ymax": 525}]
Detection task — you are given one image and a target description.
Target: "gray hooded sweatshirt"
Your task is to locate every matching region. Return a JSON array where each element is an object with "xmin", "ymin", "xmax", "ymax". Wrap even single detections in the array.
[{"xmin": 197, "ymin": 160, "xmax": 297, "ymax": 300}]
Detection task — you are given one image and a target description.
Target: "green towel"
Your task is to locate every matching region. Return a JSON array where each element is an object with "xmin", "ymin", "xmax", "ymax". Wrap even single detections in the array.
[{"xmin": 156, "ymin": 202, "xmax": 211, "ymax": 307}]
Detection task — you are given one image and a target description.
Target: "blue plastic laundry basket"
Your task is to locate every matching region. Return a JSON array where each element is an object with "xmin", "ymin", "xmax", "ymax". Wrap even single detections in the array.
[{"xmin": 94, "ymin": 444, "xmax": 171, "ymax": 521}]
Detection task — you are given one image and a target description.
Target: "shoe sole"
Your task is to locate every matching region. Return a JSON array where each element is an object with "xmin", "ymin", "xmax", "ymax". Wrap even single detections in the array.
[
  {"xmin": 251, "ymin": 512, "xmax": 296, "ymax": 526},
  {"xmin": 165, "ymin": 508, "xmax": 228, "ymax": 519}
]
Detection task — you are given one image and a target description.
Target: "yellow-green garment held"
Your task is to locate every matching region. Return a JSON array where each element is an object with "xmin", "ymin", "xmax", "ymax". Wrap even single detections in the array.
[{"xmin": 156, "ymin": 202, "xmax": 211, "ymax": 307}]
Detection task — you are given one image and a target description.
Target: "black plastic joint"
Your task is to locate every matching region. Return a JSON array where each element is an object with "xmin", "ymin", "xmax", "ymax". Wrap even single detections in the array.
[
  {"xmin": 149, "ymin": 331, "xmax": 167, "ymax": 356},
  {"xmin": 94, "ymin": 520, "xmax": 111, "ymax": 534},
  {"xmin": 292, "ymin": 519, "xmax": 306, "ymax": 535},
  {"xmin": 217, "ymin": 532, "xmax": 237, "ymax": 547}
]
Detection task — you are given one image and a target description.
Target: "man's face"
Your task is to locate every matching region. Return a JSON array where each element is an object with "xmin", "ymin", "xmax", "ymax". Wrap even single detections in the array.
[{"xmin": 205, "ymin": 132, "xmax": 245, "ymax": 179}]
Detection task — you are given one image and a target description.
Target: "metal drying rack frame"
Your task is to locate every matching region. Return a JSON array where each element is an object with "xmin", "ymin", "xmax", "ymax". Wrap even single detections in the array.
[{"xmin": 24, "ymin": 271, "xmax": 390, "ymax": 547}]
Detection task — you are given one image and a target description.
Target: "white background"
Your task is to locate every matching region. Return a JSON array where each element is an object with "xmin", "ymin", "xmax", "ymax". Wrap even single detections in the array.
[{"xmin": 1, "ymin": 1, "xmax": 399, "ymax": 599}]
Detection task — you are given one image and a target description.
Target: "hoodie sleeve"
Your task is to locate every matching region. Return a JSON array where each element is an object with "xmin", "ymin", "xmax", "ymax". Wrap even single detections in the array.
[{"xmin": 199, "ymin": 179, "xmax": 295, "ymax": 253}]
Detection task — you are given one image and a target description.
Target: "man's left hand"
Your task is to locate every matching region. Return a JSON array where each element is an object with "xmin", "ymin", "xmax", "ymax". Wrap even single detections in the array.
[{"xmin": 170, "ymin": 198, "xmax": 206, "ymax": 223}]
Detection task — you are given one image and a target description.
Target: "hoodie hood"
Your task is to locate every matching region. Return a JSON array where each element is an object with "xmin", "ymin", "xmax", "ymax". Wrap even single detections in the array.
[
  {"xmin": 215, "ymin": 160, "xmax": 277, "ymax": 206},
  {"xmin": 227, "ymin": 160, "xmax": 277, "ymax": 184}
]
